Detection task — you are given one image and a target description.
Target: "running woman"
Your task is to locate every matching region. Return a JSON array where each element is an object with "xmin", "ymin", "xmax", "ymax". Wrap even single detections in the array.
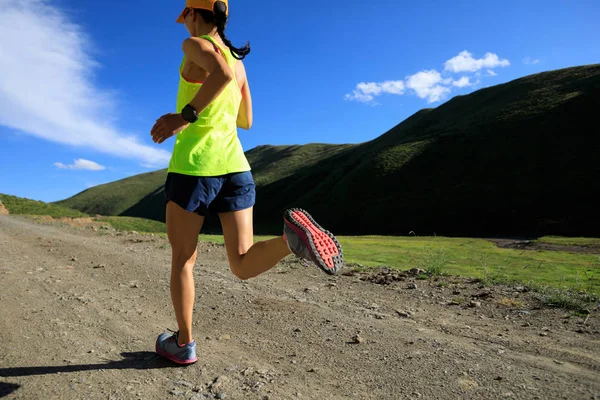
[{"xmin": 150, "ymin": 0, "xmax": 344, "ymax": 365}]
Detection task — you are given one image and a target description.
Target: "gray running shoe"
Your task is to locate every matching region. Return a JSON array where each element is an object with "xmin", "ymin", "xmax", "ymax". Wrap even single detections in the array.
[
  {"xmin": 155, "ymin": 330, "xmax": 197, "ymax": 365},
  {"xmin": 283, "ymin": 208, "xmax": 343, "ymax": 275}
]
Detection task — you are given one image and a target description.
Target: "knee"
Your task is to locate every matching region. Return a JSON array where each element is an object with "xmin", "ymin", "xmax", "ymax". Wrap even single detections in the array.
[
  {"xmin": 172, "ymin": 246, "xmax": 197, "ymax": 269},
  {"xmin": 229, "ymin": 260, "xmax": 253, "ymax": 281}
]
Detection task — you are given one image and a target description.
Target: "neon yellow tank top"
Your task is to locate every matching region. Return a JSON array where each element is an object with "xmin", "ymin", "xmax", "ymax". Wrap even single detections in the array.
[{"xmin": 168, "ymin": 35, "xmax": 251, "ymax": 176}]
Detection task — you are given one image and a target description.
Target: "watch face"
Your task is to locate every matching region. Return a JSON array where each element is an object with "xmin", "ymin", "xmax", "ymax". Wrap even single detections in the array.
[{"xmin": 183, "ymin": 105, "xmax": 197, "ymax": 122}]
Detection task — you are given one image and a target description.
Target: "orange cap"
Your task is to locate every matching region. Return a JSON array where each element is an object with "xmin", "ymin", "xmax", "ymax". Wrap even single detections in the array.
[{"xmin": 176, "ymin": 0, "xmax": 228, "ymax": 23}]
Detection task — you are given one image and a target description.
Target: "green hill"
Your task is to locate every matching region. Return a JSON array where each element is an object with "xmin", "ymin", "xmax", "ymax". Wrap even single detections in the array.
[
  {"xmin": 56, "ymin": 64, "xmax": 600, "ymax": 237},
  {"xmin": 0, "ymin": 194, "xmax": 88, "ymax": 218},
  {"xmin": 55, "ymin": 169, "xmax": 167, "ymax": 217}
]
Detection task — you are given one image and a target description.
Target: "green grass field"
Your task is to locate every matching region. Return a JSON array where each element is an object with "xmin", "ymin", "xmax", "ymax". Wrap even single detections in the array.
[
  {"xmin": 102, "ymin": 216, "xmax": 598, "ymax": 298},
  {"xmin": 5, "ymin": 203, "xmax": 598, "ymax": 302},
  {"xmin": 337, "ymin": 236, "xmax": 599, "ymax": 294},
  {"xmin": 535, "ymin": 236, "xmax": 600, "ymax": 247},
  {"xmin": 191, "ymin": 234, "xmax": 598, "ymax": 293}
]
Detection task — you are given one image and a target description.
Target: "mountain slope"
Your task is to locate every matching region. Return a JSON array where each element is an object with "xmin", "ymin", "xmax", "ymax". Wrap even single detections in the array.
[
  {"xmin": 56, "ymin": 170, "xmax": 167, "ymax": 217},
  {"xmin": 252, "ymin": 64, "xmax": 600, "ymax": 236},
  {"xmin": 57, "ymin": 64, "xmax": 600, "ymax": 237},
  {"xmin": 55, "ymin": 144, "xmax": 354, "ymax": 224}
]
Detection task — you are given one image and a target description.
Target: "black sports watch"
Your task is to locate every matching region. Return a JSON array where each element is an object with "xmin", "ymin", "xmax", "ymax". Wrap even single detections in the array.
[{"xmin": 181, "ymin": 104, "xmax": 198, "ymax": 123}]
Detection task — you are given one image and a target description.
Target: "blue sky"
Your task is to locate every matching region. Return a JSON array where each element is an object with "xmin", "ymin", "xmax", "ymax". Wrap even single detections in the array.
[{"xmin": 1, "ymin": 0, "xmax": 599, "ymax": 202}]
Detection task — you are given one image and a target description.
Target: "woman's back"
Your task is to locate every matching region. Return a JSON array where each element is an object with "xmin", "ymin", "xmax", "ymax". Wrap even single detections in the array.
[
  {"xmin": 168, "ymin": 34, "xmax": 250, "ymax": 177},
  {"xmin": 180, "ymin": 37, "xmax": 247, "ymax": 91}
]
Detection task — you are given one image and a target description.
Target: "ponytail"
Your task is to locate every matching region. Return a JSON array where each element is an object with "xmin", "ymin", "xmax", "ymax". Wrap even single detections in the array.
[{"xmin": 195, "ymin": 2, "xmax": 251, "ymax": 60}]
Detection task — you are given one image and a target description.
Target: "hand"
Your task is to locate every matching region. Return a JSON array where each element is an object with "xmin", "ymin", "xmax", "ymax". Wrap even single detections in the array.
[{"xmin": 151, "ymin": 113, "xmax": 190, "ymax": 144}]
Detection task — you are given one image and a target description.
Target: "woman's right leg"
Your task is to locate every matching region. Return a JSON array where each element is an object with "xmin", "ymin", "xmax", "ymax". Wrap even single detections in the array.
[
  {"xmin": 213, "ymin": 171, "xmax": 344, "ymax": 279},
  {"xmin": 219, "ymin": 207, "xmax": 344, "ymax": 279},
  {"xmin": 219, "ymin": 207, "xmax": 291, "ymax": 280}
]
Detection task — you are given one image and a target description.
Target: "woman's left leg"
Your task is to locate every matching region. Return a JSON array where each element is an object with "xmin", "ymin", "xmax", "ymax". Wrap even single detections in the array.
[
  {"xmin": 166, "ymin": 200, "xmax": 204, "ymax": 345},
  {"xmin": 155, "ymin": 200, "xmax": 204, "ymax": 365}
]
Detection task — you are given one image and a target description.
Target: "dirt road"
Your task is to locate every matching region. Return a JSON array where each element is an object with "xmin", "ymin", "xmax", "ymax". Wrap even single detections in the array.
[{"xmin": 1, "ymin": 215, "xmax": 599, "ymax": 400}]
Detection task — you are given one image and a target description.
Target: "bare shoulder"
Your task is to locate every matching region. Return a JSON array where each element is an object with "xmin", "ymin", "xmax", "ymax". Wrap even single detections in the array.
[{"xmin": 181, "ymin": 37, "xmax": 214, "ymax": 56}]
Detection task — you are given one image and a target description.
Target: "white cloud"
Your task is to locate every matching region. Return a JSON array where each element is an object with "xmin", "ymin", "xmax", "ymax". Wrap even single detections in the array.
[
  {"xmin": 379, "ymin": 81, "xmax": 405, "ymax": 95},
  {"xmin": 345, "ymin": 80, "xmax": 405, "ymax": 103},
  {"xmin": 405, "ymin": 70, "xmax": 451, "ymax": 103},
  {"xmin": 452, "ymin": 76, "xmax": 472, "ymax": 88},
  {"xmin": 54, "ymin": 158, "xmax": 106, "ymax": 171},
  {"xmin": 346, "ymin": 49, "xmax": 509, "ymax": 105},
  {"xmin": 344, "ymin": 92, "xmax": 374, "ymax": 103},
  {"xmin": 444, "ymin": 50, "xmax": 510, "ymax": 73},
  {"xmin": 523, "ymin": 57, "xmax": 541, "ymax": 65},
  {"xmin": 0, "ymin": 0, "xmax": 171, "ymax": 167}
]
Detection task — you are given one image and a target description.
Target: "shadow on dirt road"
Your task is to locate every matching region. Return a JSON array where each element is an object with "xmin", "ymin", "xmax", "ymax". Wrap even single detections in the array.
[
  {"xmin": 0, "ymin": 382, "xmax": 20, "ymax": 398},
  {"xmin": 0, "ymin": 351, "xmax": 179, "ymax": 379}
]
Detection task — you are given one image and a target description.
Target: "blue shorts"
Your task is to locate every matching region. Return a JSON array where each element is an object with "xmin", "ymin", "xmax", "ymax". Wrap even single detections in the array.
[{"xmin": 164, "ymin": 171, "xmax": 256, "ymax": 216}]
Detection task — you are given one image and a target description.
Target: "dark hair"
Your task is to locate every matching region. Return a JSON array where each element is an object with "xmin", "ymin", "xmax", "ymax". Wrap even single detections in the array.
[{"xmin": 194, "ymin": 2, "xmax": 250, "ymax": 60}]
